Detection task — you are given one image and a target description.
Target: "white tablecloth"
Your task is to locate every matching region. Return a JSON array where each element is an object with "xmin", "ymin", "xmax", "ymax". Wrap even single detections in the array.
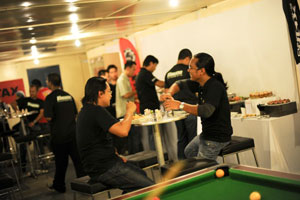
[{"xmin": 230, "ymin": 113, "xmax": 300, "ymax": 174}]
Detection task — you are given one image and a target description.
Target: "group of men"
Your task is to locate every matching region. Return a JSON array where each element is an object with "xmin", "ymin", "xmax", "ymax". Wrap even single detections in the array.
[
  {"xmin": 74, "ymin": 49, "xmax": 233, "ymax": 193},
  {"xmin": 10, "ymin": 74, "xmax": 85, "ymax": 193},
  {"xmin": 2, "ymin": 48, "xmax": 233, "ymax": 194}
]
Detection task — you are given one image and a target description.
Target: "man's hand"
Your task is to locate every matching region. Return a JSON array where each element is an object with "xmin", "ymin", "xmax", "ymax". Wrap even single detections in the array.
[
  {"xmin": 126, "ymin": 101, "xmax": 136, "ymax": 114},
  {"xmin": 164, "ymin": 99, "xmax": 181, "ymax": 111},
  {"xmin": 160, "ymin": 93, "xmax": 173, "ymax": 102},
  {"xmin": 120, "ymin": 156, "xmax": 127, "ymax": 163},
  {"xmin": 28, "ymin": 122, "xmax": 35, "ymax": 127}
]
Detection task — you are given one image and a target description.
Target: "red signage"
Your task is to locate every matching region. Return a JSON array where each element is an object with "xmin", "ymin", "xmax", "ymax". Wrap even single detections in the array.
[{"xmin": 0, "ymin": 79, "xmax": 25, "ymax": 104}]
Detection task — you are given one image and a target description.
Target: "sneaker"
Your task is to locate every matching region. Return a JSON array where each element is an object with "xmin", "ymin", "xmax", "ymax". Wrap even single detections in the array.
[{"xmin": 47, "ymin": 184, "xmax": 66, "ymax": 193}]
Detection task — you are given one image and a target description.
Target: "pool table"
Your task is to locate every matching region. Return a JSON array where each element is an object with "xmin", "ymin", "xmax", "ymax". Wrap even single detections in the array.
[{"xmin": 111, "ymin": 164, "xmax": 300, "ymax": 200}]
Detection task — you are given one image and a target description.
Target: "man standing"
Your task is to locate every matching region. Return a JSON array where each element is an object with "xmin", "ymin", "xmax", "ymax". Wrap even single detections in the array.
[
  {"xmin": 116, "ymin": 61, "xmax": 142, "ymax": 154},
  {"xmin": 164, "ymin": 49, "xmax": 198, "ymax": 160},
  {"xmin": 163, "ymin": 53, "xmax": 232, "ymax": 161},
  {"xmin": 136, "ymin": 55, "xmax": 164, "ymax": 113},
  {"xmin": 136, "ymin": 55, "xmax": 164, "ymax": 150},
  {"xmin": 44, "ymin": 73, "xmax": 85, "ymax": 193},
  {"xmin": 106, "ymin": 64, "xmax": 119, "ymax": 117}
]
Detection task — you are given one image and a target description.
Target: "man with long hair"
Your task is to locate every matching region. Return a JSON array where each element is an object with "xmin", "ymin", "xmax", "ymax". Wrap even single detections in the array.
[
  {"xmin": 162, "ymin": 53, "xmax": 232, "ymax": 161},
  {"xmin": 76, "ymin": 77, "xmax": 153, "ymax": 193}
]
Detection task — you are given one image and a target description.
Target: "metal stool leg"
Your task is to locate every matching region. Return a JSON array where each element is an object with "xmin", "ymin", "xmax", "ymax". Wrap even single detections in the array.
[
  {"xmin": 10, "ymin": 160, "xmax": 23, "ymax": 199},
  {"xmin": 222, "ymin": 156, "xmax": 225, "ymax": 163},
  {"xmin": 108, "ymin": 190, "xmax": 111, "ymax": 198},
  {"xmin": 150, "ymin": 168, "xmax": 156, "ymax": 182},
  {"xmin": 73, "ymin": 192, "xmax": 77, "ymax": 200},
  {"xmin": 252, "ymin": 148, "xmax": 259, "ymax": 167},
  {"xmin": 236, "ymin": 153, "xmax": 240, "ymax": 164}
]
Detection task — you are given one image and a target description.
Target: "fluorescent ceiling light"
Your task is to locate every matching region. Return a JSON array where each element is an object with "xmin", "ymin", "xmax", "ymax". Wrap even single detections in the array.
[
  {"xmin": 69, "ymin": 5, "xmax": 78, "ymax": 12},
  {"xmin": 69, "ymin": 13, "xmax": 78, "ymax": 23},
  {"xmin": 30, "ymin": 38, "xmax": 36, "ymax": 44},
  {"xmin": 27, "ymin": 17, "xmax": 34, "ymax": 23},
  {"xmin": 21, "ymin": 2, "xmax": 31, "ymax": 7},
  {"xmin": 75, "ymin": 39, "xmax": 81, "ymax": 47},
  {"xmin": 34, "ymin": 59, "xmax": 40, "ymax": 65},
  {"xmin": 169, "ymin": 0, "xmax": 179, "ymax": 7}
]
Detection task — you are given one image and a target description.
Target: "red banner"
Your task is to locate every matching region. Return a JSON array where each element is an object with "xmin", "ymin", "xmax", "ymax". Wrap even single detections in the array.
[{"xmin": 0, "ymin": 79, "xmax": 25, "ymax": 104}]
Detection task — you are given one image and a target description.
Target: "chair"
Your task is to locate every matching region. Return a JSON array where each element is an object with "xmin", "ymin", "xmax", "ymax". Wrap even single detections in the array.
[
  {"xmin": 0, "ymin": 153, "xmax": 23, "ymax": 199},
  {"xmin": 0, "ymin": 173, "xmax": 16, "ymax": 199},
  {"xmin": 70, "ymin": 176, "xmax": 112, "ymax": 200},
  {"xmin": 160, "ymin": 157, "xmax": 217, "ymax": 177},
  {"xmin": 218, "ymin": 136, "xmax": 259, "ymax": 167},
  {"xmin": 125, "ymin": 150, "xmax": 168, "ymax": 181}
]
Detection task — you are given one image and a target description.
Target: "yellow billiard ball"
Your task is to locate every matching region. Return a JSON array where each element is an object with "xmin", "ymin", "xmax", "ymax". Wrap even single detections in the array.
[
  {"xmin": 215, "ymin": 169, "xmax": 225, "ymax": 178},
  {"xmin": 249, "ymin": 191, "xmax": 261, "ymax": 200}
]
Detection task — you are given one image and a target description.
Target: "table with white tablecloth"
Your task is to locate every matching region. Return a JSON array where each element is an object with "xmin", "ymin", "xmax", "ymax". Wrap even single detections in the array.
[{"xmin": 228, "ymin": 112, "xmax": 300, "ymax": 174}]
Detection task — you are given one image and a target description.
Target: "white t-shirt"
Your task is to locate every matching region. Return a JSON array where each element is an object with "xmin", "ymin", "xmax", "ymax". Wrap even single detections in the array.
[{"xmin": 115, "ymin": 73, "xmax": 134, "ymax": 118}]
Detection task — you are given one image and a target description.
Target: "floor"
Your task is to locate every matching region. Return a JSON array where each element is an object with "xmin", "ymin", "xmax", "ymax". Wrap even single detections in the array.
[{"xmin": 1, "ymin": 159, "xmax": 161, "ymax": 200}]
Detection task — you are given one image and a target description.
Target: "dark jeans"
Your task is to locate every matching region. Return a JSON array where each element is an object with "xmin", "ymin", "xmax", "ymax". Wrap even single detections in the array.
[
  {"xmin": 175, "ymin": 115, "xmax": 197, "ymax": 160},
  {"xmin": 95, "ymin": 160, "xmax": 154, "ymax": 193},
  {"xmin": 52, "ymin": 140, "xmax": 85, "ymax": 190}
]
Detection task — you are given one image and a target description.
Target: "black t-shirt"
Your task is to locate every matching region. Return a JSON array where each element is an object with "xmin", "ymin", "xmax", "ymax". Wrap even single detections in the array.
[
  {"xmin": 106, "ymin": 83, "xmax": 116, "ymax": 117},
  {"xmin": 76, "ymin": 103, "xmax": 121, "ymax": 178},
  {"xmin": 17, "ymin": 97, "xmax": 44, "ymax": 122},
  {"xmin": 136, "ymin": 68, "xmax": 159, "ymax": 113},
  {"xmin": 44, "ymin": 89, "xmax": 77, "ymax": 144},
  {"xmin": 178, "ymin": 78, "xmax": 232, "ymax": 142},
  {"xmin": 164, "ymin": 64, "xmax": 198, "ymax": 104}
]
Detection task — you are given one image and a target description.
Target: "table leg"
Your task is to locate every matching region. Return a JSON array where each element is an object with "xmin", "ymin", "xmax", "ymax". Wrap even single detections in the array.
[{"xmin": 153, "ymin": 124, "xmax": 165, "ymax": 166}]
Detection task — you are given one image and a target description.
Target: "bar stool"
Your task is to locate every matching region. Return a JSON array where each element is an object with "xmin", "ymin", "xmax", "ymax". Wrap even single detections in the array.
[
  {"xmin": 13, "ymin": 134, "xmax": 37, "ymax": 178},
  {"xmin": 0, "ymin": 173, "xmax": 16, "ymax": 199},
  {"xmin": 125, "ymin": 150, "xmax": 168, "ymax": 181},
  {"xmin": 0, "ymin": 153, "xmax": 23, "ymax": 199},
  {"xmin": 160, "ymin": 157, "xmax": 217, "ymax": 177},
  {"xmin": 70, "ymin": 176, "xmax": 113, "ymax": 200},
  {"xmin": 218, "ymin": 136, "xmax": 259, "ymax": 167}
]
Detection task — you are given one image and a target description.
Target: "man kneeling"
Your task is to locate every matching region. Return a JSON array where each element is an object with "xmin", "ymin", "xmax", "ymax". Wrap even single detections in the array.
[{"xmin": 76, "ymin": 77, "xmax": 154, "ymax": 193}]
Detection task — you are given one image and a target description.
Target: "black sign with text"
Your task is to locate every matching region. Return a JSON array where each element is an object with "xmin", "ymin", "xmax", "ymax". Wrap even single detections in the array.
[{"xmin": 283, "ymin": 0, "xmax": 300, "ymax": 64}]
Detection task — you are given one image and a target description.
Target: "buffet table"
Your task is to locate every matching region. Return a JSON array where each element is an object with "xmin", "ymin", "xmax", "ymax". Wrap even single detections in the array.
[{"xmin": 229, "ymin": 112, "xmax": 300, "ymax": 174}]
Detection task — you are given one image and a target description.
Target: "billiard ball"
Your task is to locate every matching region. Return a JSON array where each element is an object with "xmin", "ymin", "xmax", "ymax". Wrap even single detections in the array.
[
  {"xmin": 249, "ymin": 191, "xmax": 261, "ymax": 200},
  {"xmin": 215, "ymin": 169, "xmax": 225, "ymax": 178}
]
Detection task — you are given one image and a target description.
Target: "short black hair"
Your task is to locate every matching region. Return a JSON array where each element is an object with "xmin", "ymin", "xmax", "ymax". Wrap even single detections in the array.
[
  {"xmin": 30, "ymin": 84, "xmax": 38, "ymax": 91},
  {"xmin": 124, "ymin": 60, "xmax": 136, "ymax": 69},
  {"xmin": 178, "ymin": 48, "xmax": 192, "ymax": 60},
  {"xmin": 98, "ymin": 69, "xmax": 107, "ymax": 77},
  {"xmin": 143, "ymin": 55, "xmax": 158, "ymax": 67},
  {"xmin": 31, "ymin": 79, "xmax": 42, "ymax": 89},
  {"xmin": 107, "ymin": 65, "xmax": 117, "ymax": 72},
  {"xmin": 47, "ymin": 73, "xmax": 61, "ymax": 87},
  {"xmin": 82, "ymin": 77, "xmax": 107, "ymax": 105}
]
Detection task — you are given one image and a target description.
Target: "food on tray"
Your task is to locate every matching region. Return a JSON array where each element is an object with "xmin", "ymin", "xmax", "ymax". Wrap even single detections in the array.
[
  {"xmin": 133, "ymin": 114, "xmax": 143, "ymax": 120},
  {"xmin": 249, "ymin": 91, "xmax": 273, "ymax": 99},
  {"xmin": 267, "ymin": 99, "xmax": 290, "ymax": 105}
]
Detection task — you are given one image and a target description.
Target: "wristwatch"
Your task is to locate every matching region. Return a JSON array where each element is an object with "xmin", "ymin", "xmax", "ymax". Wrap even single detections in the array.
[{"xmin": 179, "ymin": 102, "xmax": 185, "ymax": 110}]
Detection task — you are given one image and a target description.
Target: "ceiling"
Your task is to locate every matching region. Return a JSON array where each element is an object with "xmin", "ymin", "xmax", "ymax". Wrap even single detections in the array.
[{"xmin": 0, "ymin": 0, "xmax": 225, "ymax": 63}]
